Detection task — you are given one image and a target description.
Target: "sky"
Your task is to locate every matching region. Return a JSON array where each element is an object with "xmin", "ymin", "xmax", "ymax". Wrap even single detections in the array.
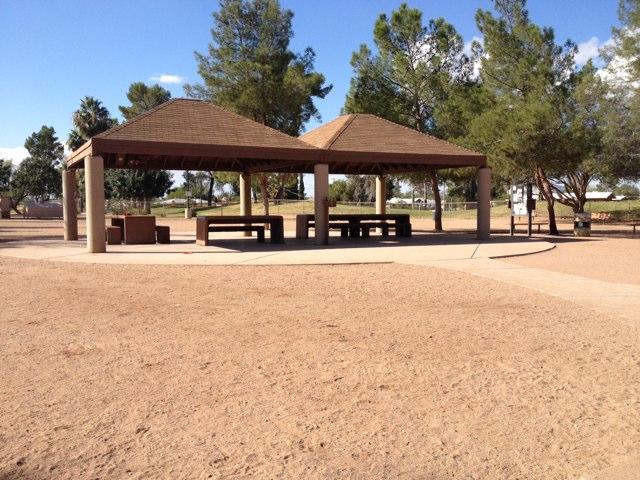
[{"xmin": 0, "ymin": 0, "xmax": 621, "ymax": 172}]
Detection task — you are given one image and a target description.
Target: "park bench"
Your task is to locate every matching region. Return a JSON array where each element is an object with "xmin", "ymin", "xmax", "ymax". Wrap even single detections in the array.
[
  {"xmin": 592, "ymin": 212, "xmax": 612, "ymax": 223},
  {"xmin": 627, "ymin": 222, "xmax": 640, "ymax": 234},
  {"xmin": 307, "ymin": 221, "xmax": 351, "ymax": 238},
  {"xmin": 196, "ymin": 215, "xmax": 284, "ymax": 246},
  {"xmin": 155, "ymin": 225, "xmax": 171, "ymax": 244},
  {"xmin": 105, "ymin": 225, "xmax": 122, "ymax": 245},
  {"xmin": 207, "ymin": 225, "xmax": 265, "ymax": 242},
  {"xmin": 296, "ymin": 214, "xmax": 411, "ymax": 239},
  {"xmin": 360, "ymin": 222, "xmax": 390, "ymax": 238},
  {"xmin": 512, "ymin": 216, "xmax": 547, "ymax": 233}
]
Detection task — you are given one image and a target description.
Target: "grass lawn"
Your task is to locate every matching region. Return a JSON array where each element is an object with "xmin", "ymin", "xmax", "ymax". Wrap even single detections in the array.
[
  {"xmin": 151, "ymin": 200, "xmax": 512, "ymax": 219},
  {"xmin": 150, "ymin": 198, "xmax": 640, "ymax": 220}
]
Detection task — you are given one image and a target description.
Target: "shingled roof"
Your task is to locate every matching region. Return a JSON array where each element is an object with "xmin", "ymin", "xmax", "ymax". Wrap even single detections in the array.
[
  {"xmin": 67, "ymin": 99, "xmax": 485, "ymax": 174},
  {"xmin": 300, "ymin": 114, "xmax": 485, "ymax": 173},
  {"xmin": 67, "ymin": 98, "xmax": 321, "ymax": 171}
]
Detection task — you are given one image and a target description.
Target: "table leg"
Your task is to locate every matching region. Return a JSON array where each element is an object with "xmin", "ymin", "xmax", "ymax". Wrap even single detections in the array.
[
  {"xmin": 270, "ymin": 220, "xmax": 285, "ymax": 243},
  {"xmin": 349, "ymin": 222, "xmax": 360, "ymax": 238}
]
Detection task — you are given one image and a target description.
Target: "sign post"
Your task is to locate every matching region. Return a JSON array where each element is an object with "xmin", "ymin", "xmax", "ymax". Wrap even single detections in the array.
[
  {"xmin": 510, "ymin": 184, "xmax": 538, "ymax": 237},
  {"xmin": 526, "ymin": 182, "xmax": 533, "ymax": 237}
]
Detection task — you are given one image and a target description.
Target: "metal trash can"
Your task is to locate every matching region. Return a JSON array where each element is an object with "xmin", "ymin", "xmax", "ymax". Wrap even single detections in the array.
[{"xmin": 574, "ymin": 212, "xmax": 591, "ymax": 237}]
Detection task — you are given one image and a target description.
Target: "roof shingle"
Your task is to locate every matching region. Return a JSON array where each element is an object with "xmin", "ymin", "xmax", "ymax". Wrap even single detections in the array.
[
  {"xmin": 97, "ymin": 98, "xmax": 315, "ymax": 151},
  {"xmin": 301, "ymin": 113, "xmax": 484, "ymax": 159}
]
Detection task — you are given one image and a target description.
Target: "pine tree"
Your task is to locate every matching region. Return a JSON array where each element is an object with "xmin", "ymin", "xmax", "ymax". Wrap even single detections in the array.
[
  {"xmin": 469, "ymin": 0, "xmax": 577, "ymax": 234},
  {"xmin": 344, "ymin": 3, "xmax": 471, "ymax": 230},
  {"xmin": 184, "ymin": 0, "xmax": 332, "ymax": 214}
]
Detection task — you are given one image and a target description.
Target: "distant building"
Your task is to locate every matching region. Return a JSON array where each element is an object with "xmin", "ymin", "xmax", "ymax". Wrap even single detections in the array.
[
  {"xmin": 552, "ymin": 191, "xmax": 615, "ymax": 201},
  {"xmin": 585, "ymin": 191, "xmax": 615, "ymax": 201}
]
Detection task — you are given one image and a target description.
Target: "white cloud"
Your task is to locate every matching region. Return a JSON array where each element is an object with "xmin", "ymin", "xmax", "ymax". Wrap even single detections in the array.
[
  {"xmin": 464, "ymin": 36, "xmax": 483, "ymax": 57},
  {"xmin": 0, "ymin": 146, "xmax": 28, "ymax": 165},
  {"xmin": 464, "ymin": 36, "xmax": 483, "ymax": 79},
  {"xmin": 598, "ymin": 55, "xmax": 636, "ymax": 87},
  {"xmin": 575, "ymin": 36, "xmax": 604, "ymax": 65},
  {"xmin": 149, "ymin": 73, "xmax": 187, "ymax": 85},
  {"xmin": 595, "ymin": 36, "xmax": 637, "ymax": 87}
]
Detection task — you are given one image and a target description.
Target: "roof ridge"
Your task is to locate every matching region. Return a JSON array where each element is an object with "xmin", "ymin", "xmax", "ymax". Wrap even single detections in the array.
[
  {"xmin": 325, "ymin": 114, "xmax": 357, "ymax": 149},
  {"xmin": 97, "ymin": 98, "xmax": 182, "ymax": 138},
  {"xmin": 204, "ymin": 102, "xmax": 321, "ymax": 149},
  {"xmin": 372, "ymin": 114, "xmax": 481, "ymax": 156}
]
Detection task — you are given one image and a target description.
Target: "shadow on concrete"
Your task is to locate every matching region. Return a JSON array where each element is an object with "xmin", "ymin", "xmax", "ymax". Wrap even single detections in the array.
[{"xmin": 98, "ymin": 232, "xmax": 550, "ymax": 255}]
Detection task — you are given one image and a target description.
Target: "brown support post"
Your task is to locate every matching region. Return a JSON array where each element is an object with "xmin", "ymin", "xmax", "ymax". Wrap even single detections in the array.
[
  {"xmin": 314, "ymin": 164, "xmax": 329, "ymax": 245},
  {"xmin": 85, "ymin": 155, "xmax": 106, "ymax": 253},
  {"xmin": 476, "ymin": 167, "xmax": 491, "ymax": 240},
  {"xmin": 240, "ymin": 172, "xmax": 252, "ymax": 236},
  {"xmin": 62, "ymin": 169, "xmax": 78, "ymax": 241}
]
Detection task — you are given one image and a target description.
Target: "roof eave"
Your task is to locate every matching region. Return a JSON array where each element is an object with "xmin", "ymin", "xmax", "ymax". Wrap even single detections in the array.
[
  {"xmin": 66, "ymin": 139, "xmax": 94, "ymax": 168},
  {"xmin": 71, "ymin": 137, "xmax": 323, "ymax": 165},
  {"xmin": 325, "ymin": 150, "xmax": 486, "ymax": 168}
]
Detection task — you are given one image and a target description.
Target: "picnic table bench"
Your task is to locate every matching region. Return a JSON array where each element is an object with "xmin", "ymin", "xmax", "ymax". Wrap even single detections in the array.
[
  {"xmin": 512, "ymin": 216, "xmax": 547, "ymax": 233},
  {"xmin": 111, "ymin": 215, "xmax": 156, "ymax": 244},
  {"xmin": 296, "ymin": 214, "xmax": 411, "ymax": 239},
  {"xmin": 592, "ymin": 213, "xmax": 639, "ymax": 233},
  {"xmin": 196, "ymin": 215, "xmax": 284, "ymax": 245},
  {"xmin": 592, "ymin": 212, "xmax": 612, "ymax": 223}
]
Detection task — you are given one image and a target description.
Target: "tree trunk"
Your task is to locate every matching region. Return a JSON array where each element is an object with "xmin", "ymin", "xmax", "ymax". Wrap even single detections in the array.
[
  {"xmin": 10, "ymin": 197, "xmax": 24, "ymax": 216},
  {"xmin": 258, "ymin": 174, "xmax": 269, "ymax": 216},
  {"xmin": 298, "ymin": 173, "xmax": 305, "ymax": 200},
  {"xmin": 534, "ymin": 167, "xmax": 559, "ymax": 235},
  {"xmin": 430, "ymin": 171, "xmax": 443, "ymax": 231},
  {"xmin": 207, "ymin": 171, "xmax": 215, "ymax": 207}
]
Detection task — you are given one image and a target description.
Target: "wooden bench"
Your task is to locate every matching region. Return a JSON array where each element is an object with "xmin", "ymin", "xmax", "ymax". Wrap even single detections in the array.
[
  {"xmin": 296, "ymin": 214, "xmax": 411, "ymax": 239},
  {"xmin": 208, "ymin": 225, "xmax": 265, "ymax": 242},
  {"xmin": 105, "ymin": 225, "xmax": 122, "ymax": 245},
  {"xmin": 628, "ymin": 222, "xmax": 640, "ymax": 234},
  {"xmin": 155, "ymin": 225, "xmax": 170, "ymax": 244},
  {"xmin": 305, "ymin": 221, "xmax": 351, "ymax": 238},
  {"xmin": 360, "ymin": 222, "xmax": 390, "ymax": 238},
  {"xmin": 196, "ymin": 216, "xmax": 283, "ymax": 246},
  {"xmin": 592, "ymin": 212, "xmax": 612, "ymax": 223},
  {"xmin": 512, "ymin": 217, "xmax": 547, "ymax": 233}
]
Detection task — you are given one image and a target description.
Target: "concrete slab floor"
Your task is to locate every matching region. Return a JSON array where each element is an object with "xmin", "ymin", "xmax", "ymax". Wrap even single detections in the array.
[{"xmin": 0, "ymin": 231, "xmax": 554, "ymax": 266}]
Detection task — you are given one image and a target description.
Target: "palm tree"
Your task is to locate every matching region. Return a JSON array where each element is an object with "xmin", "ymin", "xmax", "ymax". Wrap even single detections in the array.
[{"xmin": 67, "ymin": 96, "xmax": 116, "ymax": 150}]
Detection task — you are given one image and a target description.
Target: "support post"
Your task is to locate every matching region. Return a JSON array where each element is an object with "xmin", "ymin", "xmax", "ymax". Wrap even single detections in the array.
[
  {"xmin": 314, "ymin": 163, "xmax": 329, "ymax": 245},
  {"xmin": 62, "ymin": 169, "xmax": 78, "ymax": 241},
  {"xmin": 375, "ymin": 175, "xmax": 386, "ymax": 234},
  {"xmin": 85, "ymin": 155, "xmax": 106, "ymax": 253},
  {"xmin": 240, "ymin": 172, "xmax": 252, "ymax": 236},
  {"xmin": 526, "ymin": 182, "xmax": 533, "ymax": 237},
  {"xmin": 476, "ymin": 167, "xmax": 491, "ymax": 240},
  {"xmin": 375, "ymin": 175, "xmax": 386, "ymax": 214}
]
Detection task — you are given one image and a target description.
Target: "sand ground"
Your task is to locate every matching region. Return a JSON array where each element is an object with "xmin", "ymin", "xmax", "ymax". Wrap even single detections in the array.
[{"xmin": 1, "ymin": 217, "xmax": 639, "ymax": 479}]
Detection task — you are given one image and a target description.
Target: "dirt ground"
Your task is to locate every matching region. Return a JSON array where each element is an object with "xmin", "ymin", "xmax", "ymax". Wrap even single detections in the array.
[
  {"xmin": 505, "ymin": 235, "xmax": 640, "ymax": 285},
  {"xmin": 1, "ymin": 218, "xmax": 640, "ymax": 479}
]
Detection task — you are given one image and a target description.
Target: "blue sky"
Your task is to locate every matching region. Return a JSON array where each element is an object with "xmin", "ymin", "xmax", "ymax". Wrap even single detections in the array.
[{"xmin": 0, "ymin": 0, "xmax": 620, "ymax": 165}]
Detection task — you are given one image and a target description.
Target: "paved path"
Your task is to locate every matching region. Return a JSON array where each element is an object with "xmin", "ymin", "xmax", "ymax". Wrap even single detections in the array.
[
  {"xmin": 0, "ymin": 233, "xmax": 554, "ymax": 266},
  {"xmin": 413, "ymin": 256, "xmax": 640, "ymax": 327}
]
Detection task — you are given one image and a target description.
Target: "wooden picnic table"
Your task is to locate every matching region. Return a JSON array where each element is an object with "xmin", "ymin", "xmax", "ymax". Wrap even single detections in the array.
[
  {"xmin": 296, "ymin": 214, "xmax": 412, "ymax": 239},
  {"xmin": 196, "ymin": 215, "xmax": 285, "ymax": 246},
  {"xmin": 111, "ymin": 215, "xmax": 157, "ymax": 244}
]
